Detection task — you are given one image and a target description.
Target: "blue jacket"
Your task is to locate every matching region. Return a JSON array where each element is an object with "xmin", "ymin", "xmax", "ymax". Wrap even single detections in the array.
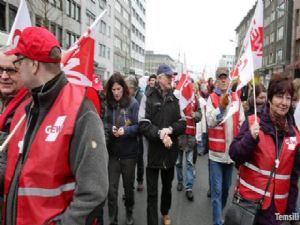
[{"xmin": 106, "ymin": 97, "xmax": 139, "ymax": 159}]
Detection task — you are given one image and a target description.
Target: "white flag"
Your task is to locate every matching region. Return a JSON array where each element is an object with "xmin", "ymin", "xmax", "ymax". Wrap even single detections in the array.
[
  {"xmin": 235, "ymin": 0, "xmax": 263, "ymax": 91},
  {"xmin": 6, "ymin": 0, "xmax": 32, "ymax": 47}
]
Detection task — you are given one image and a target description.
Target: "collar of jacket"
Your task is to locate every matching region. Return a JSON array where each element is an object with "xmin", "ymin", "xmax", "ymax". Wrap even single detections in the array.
[
  {"xmin": 259, "ymin": 103, "xmax": 295, "ymax": 138},
  {"xmin": 26, "ymin": 72, "xmax": 68, "ymax": 113},
  {"xmin": 213, "ymin": 87, "xmax": 232, "ymax": 96}
]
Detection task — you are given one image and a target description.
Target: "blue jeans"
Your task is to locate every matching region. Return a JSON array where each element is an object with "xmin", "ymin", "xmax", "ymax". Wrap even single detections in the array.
[
  {"xmin": 175, "ymin": 150, "xmax": 194, "ymax": 191},
  {"xmin": 197, "ymin": 133, "xmax": 208, "ymax": 155},
  {"xmin": 209, "ymin": 160, "xmax": 233, "ymax": 225}
]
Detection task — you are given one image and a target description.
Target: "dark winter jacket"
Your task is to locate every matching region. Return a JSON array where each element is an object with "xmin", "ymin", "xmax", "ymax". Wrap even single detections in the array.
[
  {"xmin": 138, "ymin": 86, "xmax": 186, "ymax": 169},
  {"xmin": 229, "ymin": 103, "xmax": 300, "ymax": 225},
  {"xmin": 106, "ymin": 97, "xmax": 139, "ymax": 159}
]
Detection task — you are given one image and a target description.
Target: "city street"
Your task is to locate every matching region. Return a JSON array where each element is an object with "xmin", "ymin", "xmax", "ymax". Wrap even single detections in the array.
[{"xmin": 103, "ymin": 154, "xmax": 299, "ymax": 225}]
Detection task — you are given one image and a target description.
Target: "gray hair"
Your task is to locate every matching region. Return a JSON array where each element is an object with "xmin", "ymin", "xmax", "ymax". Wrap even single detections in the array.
[{"xmin": 125, "ymin": 75, "xmax": 138, "ymax": 90}]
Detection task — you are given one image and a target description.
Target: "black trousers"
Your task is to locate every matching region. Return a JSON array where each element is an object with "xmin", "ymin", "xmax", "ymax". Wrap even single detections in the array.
[
  {"xmin": 108, "ymin": 157, "xmax": 136, "ymax": 224},
  {"xmin": 146, "ymin": 167, "xmax": 174, "ymax": 225},
  {"xmin": 136, "ymin": 135, "xmax": 144, "ymax": 183}
]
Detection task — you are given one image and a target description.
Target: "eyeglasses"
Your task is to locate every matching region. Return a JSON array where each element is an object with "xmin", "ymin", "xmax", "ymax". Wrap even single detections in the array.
[
  {"xmin": 0, "ymin": 67, "xmax": 18, "ymax": 76},
  {"xmin": 12, "ymin": 56, "xmax": 26, "ymax": 68}
]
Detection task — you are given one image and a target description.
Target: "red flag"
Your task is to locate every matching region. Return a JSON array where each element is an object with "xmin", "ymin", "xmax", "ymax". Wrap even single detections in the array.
[
  {"xmin": 61, "ymin": 10, "xmax": 107, "ymax": 115},
  {"xmin": 174, "ymin": 73, "xmax": 194, "ymax": 111},
  {"xmin": 92, "ymin": 74, "xmax": 102, "ymax": 91}
]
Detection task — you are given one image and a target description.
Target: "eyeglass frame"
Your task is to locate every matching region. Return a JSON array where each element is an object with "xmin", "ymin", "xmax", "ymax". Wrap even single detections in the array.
[
  {"xmin": 12, "ymin": 56, "xmax": 26, "ymax": 68},
  {"xmin": 0, "ymin": 66, "xmax": 18, "ymax": 77}
]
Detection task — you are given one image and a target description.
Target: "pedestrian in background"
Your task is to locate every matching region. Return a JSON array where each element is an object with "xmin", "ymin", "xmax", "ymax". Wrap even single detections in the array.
[
  {"xmin": 139, "ymin": 64, "xmax": 186, "ymax": 225},
  {"xmin": 176, "ymin": 81, "xmax": 201, "ymax": 201},
  {"xmin": 105, "ymin": 73, "xmax": 139, "ymax": 225},
  {"xmin": 229, "ymin": 74, "xmax": 300, "ymax": 225},
  {"xmin": 245, "ymin": 84, "xmax": 267, "ymax": 117},
  {"xmin": 125, "ymin": 75, "xmax": 145, "ymax": 192},
  {"xmin": 206, "ymin": 67, "xmax": 245, "ymax": 225},
  {"xmin": 2, "ymin": 26, "xmax": 108, "ymax": 225}
]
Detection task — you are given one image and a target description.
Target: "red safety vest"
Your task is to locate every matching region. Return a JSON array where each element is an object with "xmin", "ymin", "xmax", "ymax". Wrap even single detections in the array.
[
  {"xmin": 208, "ymin": 92, "xmax": 239, "ymax": 153},
  {"xmin": 238, "ymin": 115, "xmax": 300, "ymax": 214},
  {"xmin": 184, "ymin": 96, "xmax": 198, "ymax": 136},
  {"xmin": 4, "ymin": 83, "xmax": 85, "ymax": 225}
]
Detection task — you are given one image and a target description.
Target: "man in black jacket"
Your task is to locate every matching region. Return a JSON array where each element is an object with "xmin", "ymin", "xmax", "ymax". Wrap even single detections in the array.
[{"xmin": 138, "ymin": 64, "xmax": 186, "ymax": 225}]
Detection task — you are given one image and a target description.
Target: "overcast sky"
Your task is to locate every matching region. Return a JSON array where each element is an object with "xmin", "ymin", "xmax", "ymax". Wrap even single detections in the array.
[{"xmin": 145, "ymin": 0, "xmax": 257, "ymax": 76}]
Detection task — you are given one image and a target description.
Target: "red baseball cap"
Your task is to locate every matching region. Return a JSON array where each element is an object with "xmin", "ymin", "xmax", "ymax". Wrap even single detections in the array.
[{"xmin": 5, "ymin": 26, "xmax": 61, "ymax": 63}]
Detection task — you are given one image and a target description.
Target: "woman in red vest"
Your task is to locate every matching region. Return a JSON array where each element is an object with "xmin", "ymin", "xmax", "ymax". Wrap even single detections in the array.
[{"xmin": 229, "ymin": 73, "xmax": 300, "ymax": 225}]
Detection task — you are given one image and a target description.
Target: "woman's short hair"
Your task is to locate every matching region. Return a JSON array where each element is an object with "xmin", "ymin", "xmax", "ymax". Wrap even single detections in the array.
[
  {"xmin": 267, "ymin": 73, "xmax": 293, "ymax": 101},
  {"xmin": 105, "ymin": 72, "xmax": 130, "ymax": 109}
]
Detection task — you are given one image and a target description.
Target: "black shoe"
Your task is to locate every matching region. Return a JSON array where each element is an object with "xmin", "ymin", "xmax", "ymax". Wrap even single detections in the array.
[
  {"xmin": 207, "ymin": 189, "xmax": 211, "ymax": 198},
  {"xmin": 126, "ymin": 208, "xmax": 134, "ymax": 225},
  {"xmin": 177, "ymin": 183, "xmax": 183, "ymax": 191},
  {"xmin": 186, "ymin": 190, "xmax": 194, "ymax": 201}
]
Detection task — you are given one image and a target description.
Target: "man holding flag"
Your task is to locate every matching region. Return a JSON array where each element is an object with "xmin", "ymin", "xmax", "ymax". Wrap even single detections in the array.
[
  {"xmin": 206, "ymin": 67, "xmax": 244, "ymax": 225},
  {"xmin": 2, "ymin": 26, "xmax": 108, "ymax": 225}
]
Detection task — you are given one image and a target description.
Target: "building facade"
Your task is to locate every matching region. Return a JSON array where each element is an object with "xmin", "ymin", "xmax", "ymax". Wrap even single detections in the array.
[
  {"xmin": 0, "ymin": 0, "xmax": 147, "ymax": 81},
  {"xmin": 145, "ymin": 50, "xmax": 177, "ymax": 75},
  {"xmin": 235, "ymin": 0, "xmax": 295, "ymax": 83},
  {"xmin": 218, "ymin": 54, "xmax": 235, "ymax": 71},
  {"xmin": 130, "ymin": 0, "xmax": 146, "ymax": 76}
]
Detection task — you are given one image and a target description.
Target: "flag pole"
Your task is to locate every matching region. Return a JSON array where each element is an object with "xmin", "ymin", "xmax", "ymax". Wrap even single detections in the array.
[
  {"xmin": 0, "ymin": 114, "xmax": 26, "ymax": 152},
  {"xmin": 252, "ymin": 74, "xmax": 257, "ymax": 123}
]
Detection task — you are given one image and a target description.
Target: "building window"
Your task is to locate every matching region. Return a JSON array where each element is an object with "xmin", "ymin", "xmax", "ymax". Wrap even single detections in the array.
[
  {"xmin": 270, "ymin": 32, "xmax": 274, "ymax": 43},
  {"xmin": 0, "ymin": 2, "xmax": 5, "ymax": 31},
  {"xmin": 50, "ymin": 23, "xmax": 56, "ymax": 36},
  {"xmin": 107, "ymin": 47, "xmax": 110, "ymax": 59},
  {"xmin": 276, "ymin": 49, "xmax": 283, "ymax": 62},
  {"xmin": 8, "ymin": 5, "xmax": 17, "ymax": 31},
  {"xmin": 108, "ymin": 26, "xmax": 111, "ymax": 37},
  {"xmin": 99, "ymin": 0, "xmax": 106, "ymax": 9},
  {"xmin": 66, "ymin": 30, "xmax": 79, "ymax": 49},
  {"xmin": 100, "ymin": 20, "xmax": 106, "ymax": 35},
  {"xmin": 114, "ymin": 36, "xmax": 121, "ymax": 49},
  {"xmin": 269, "ymin": 52, "xmax": 274, "ymax": 64},
  {"xmin": 35, "ymin": 15, "xmax": 44, "ymax": 27},
  {"xmin": 99, "ymin": 44, "xmax": 106, "ymax": 57},
  {"xmin": 76, "ymin": 5, "xmax": 81, "ymax": 22},
  {"xmin": 86, "ymin": 10, "xmax": 95, "ymax": 26},
  {"xmin": 277, "ymin": 26, "xmax": 284, "ymax": 41},
  {"xmin": 123, "ymin": 10, "xmax": 129, "ymax": 21},
  {"xmin": 66, "ymin": 0, "xmax": 71, "ymax": 16},
  {"xmin": 115, "ymin": 19, "xmax": 121, "ymax": 30},
  {"xmin": 115, "ymin": 1, "xmax": 121, "ymax": 13},
  {"xmin": 57, "ymin": 26, "xmax": 63, "ymax": 46}
]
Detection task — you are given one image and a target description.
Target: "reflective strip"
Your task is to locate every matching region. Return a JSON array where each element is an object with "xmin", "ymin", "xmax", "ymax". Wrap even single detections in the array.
[
  {"xmin": 208, "ymin": 138, "xmax": 225, "ymax": 143},
  {"xmin": 186, "ymin": 126, "xmax": 195, "ymax": 129},
  {"xmin": 274, "ymin": 193, "xmax": 289, "ymax": 199},
  {"xmin": 139, "ymin": 118, "xmax": 151, "ymax": 123},
  {"xmin": 240, "ymin": 178, "xmax": 271, "ymax": 197},
  {"xmin": 210, "ymin": 126, "xmax": 223, "ymax": 130},
  {"xmin": 244, "ymin": 162, "xmax": 290, "ymax": 180},
  {"xmin": 186, "ymin": 116, "xmax": 193, "ymax": 119},
  {"xmin": 18, "ymin": 182, "xmax": 75, "ymax": 197}
]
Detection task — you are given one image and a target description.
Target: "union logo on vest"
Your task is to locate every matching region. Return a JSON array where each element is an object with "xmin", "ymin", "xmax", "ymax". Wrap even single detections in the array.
[{"xmin": 45, "ymin": 116, "xmax": 66, "ymax": 142}]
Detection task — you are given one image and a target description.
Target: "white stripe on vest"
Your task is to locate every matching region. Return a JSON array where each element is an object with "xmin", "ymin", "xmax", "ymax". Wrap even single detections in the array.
[
  {"xmin": 244, "ymin": 162, "xmax": 290, "ymax": 180},
  {"xmin": 18, "ymin": 182, "xmax": 75, "ymax": 197}
]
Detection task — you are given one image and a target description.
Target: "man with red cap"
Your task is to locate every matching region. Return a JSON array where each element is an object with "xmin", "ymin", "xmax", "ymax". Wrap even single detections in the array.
[{"xmin": 2, "ymin": 26, "xmax": 108, "ymax": 225}]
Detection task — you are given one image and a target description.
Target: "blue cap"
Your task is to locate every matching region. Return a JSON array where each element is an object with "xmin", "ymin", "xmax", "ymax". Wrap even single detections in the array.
[{"xmin": 156, "ymin": 64, "xmax": 177, "ymax": 76}]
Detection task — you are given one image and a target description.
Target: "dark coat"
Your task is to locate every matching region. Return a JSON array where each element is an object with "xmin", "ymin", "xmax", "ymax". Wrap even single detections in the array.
[{"xmin": 139, "ymin": 86, "xmax": 186, "ymax": 169}]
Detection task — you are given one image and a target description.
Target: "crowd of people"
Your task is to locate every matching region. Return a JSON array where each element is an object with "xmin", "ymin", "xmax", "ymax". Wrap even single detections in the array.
[{"xmin": 0, "ymin": 26, "xmax": 299, "ymax": 225}]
